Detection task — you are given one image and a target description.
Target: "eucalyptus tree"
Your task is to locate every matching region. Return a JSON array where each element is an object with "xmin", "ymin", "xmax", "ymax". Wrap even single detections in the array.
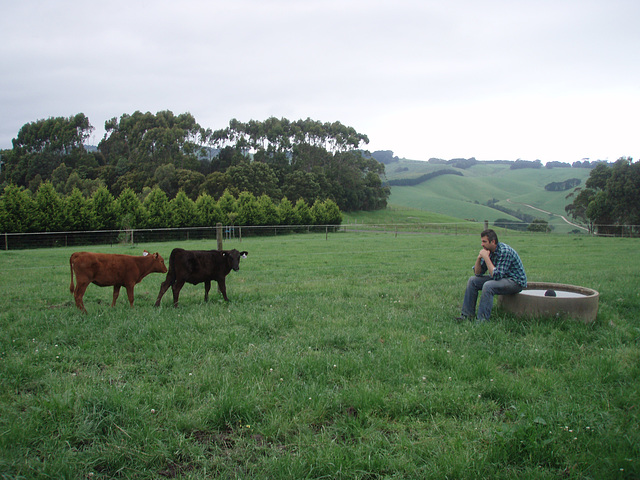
[
  {"xmin": 99, "ymin": 110, "xmax": 202, "ymax": 180},
  {"xmin": 6, "ymin": 114, "xmax": 95, "ymax": 187},
  {"xmin": 565, "ymin": 157, "xmax": 639, "ymax": 235},
  {"xmin": 565, "ymin": 187, "xmax": 595, "ymax": 232},
  {"xmin": 282, "ymin": 170, "xmax": 321, "ymax": 206},
  {"xmin": 64, "ymin": 172, "xmax": 103, "ymax": 198},
  {"xmin": 605, "ymin": 158, "xmax": 640, "ymax": 227},
  {"xmin": 176, "ymin": 168, "xmax": 206, "ymax": 200},
  {"xmin": 51, "ymin": 163, "xmax": 72, "ymax": 194},
  {"xmin": 12, "ymin": 113, "xmax": 93, "ymax": 157},
  {"xmin": 153, "ymin": 163, "xmax": 179, "ymax": 199},
  {"xmin": 226, "ymin": 162, "xmax": 282, "ymax": 199},
  {"xmin": 200, "ymin": 171, "xmax": 232, "ymax": 199}
]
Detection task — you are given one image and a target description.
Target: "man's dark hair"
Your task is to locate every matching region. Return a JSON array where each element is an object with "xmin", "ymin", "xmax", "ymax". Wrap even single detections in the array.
[{"xmin": 481, "ymin": 229, "xmax": 499, "ymax": 244}]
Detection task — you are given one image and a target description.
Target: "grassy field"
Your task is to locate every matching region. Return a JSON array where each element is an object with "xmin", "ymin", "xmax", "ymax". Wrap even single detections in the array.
[
  {"xmin": 1, "ymin": 232, "xmax": 638, "ymax": 479},
  {"xmin": 386, "ymin": 162, "xmax": 593, "ymax": 233}
]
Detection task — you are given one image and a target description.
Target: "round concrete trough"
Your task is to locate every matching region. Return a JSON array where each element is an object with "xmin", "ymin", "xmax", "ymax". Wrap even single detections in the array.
[{"xmin": 498, "ymin": 282, "xmax": 599, "ymax": 324}]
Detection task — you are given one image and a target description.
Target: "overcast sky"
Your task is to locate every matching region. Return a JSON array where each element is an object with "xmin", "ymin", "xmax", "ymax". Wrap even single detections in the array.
[{"xmin": 1, "ymin": 0, "xmax": 639, "ymax": 163}]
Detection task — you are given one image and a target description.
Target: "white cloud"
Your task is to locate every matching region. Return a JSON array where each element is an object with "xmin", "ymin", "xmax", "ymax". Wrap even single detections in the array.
[{"xmin": 1, "ymin": 0, "xmax": 639, "ymax": 162}]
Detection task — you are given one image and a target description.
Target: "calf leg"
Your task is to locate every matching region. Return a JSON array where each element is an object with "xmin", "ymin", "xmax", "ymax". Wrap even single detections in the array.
[
  {"xmin": 73, "ymin": 282, "xmax": 89, "ymax": 313},
  {"xmin": 172, "ymin": 279, "xmax": 186, "ymax": 307},
  {"xmin": 204, "ymin": 280, "xmax": 211, "ymax": 302},
  {"xmin": 217, "ymin": 279, "xmax": 229, "ymax": 301},
  {"xmin": 112, "ymin": 286, "xmax": 121, "ymax": 307},
  {"xmin": 155, "ymin": 279, "xmax": 173, "ymax": 307},
  {"xmin": 125, "ymin": 285, "xmax": 135, "ymax": 307}
]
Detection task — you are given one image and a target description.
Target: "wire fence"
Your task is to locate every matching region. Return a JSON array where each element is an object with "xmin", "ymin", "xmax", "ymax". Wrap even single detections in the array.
[
  {"xmin": 1, "ymin": 220, "xmax": 636, "ymax": 251},
  {"xmin": 0, "ymin": 222, "xmax": 483, "ymax": 250},
  {"xmin": 0, "ymin": 225, "xmax": 352, "ymax": 250}
]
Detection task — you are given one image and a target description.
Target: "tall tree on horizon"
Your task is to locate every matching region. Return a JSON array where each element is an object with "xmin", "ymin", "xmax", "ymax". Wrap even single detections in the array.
[{"xmin": 566, "ymin": 157, "xmax": 639, "ymax": 235}]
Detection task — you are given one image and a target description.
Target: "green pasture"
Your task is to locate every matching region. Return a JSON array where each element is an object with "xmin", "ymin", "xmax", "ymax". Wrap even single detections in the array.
[
  {"xmin": 341, "ymin": 208, "xmax": 483, "ymax": 236},
  {"xmin": 1, "ymin": 232, "xmax": 638, "ymax": 479},
  {"xmin": 387, "ymin": 162, "xmax": 593, "ymax": 233}
]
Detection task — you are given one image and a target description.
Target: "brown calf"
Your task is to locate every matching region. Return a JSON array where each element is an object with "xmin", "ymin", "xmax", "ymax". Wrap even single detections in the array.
[{"xmin": 69, "ymin": 250, "xmax": 167, "ymax": 313}]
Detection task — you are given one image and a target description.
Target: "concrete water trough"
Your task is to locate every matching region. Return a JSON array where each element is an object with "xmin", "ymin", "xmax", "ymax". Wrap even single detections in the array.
[{"xmin": 498, "ymin": 282, "xmax": 599, "ymax": 324}]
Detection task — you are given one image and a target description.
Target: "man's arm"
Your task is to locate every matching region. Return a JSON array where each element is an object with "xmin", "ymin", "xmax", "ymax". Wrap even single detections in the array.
[{"xmin": 477, "ymin": 249, "xmax": 495, "ymax": 276}]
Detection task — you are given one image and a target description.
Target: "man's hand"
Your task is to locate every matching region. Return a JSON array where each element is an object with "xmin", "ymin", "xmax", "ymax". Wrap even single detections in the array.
[
  {"xmin": 478, "ymin": 248, "xmax": 495, "ymax": 276},
  {"xmin": 478, "ymin": 249, "xmax": 491, "ymax": 262}
]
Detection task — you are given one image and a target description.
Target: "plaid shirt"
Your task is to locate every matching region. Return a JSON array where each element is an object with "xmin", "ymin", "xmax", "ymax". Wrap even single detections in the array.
[{"xmin": 479, "ymin": 242, "xmax": 527, "ymax": 288}]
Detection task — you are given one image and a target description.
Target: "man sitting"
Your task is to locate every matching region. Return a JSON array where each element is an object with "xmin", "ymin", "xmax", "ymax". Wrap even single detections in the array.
[{"xmin": 457, "ymin": 229, "xmax": 527, "ymax": 323}]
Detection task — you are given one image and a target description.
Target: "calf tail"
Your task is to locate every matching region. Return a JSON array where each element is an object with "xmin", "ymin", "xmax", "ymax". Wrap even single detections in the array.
[
  {"xmin": 165, "ymin": 249, "xmax": 181, "ymax": 286},
  {"xmin": 69, "ymin": 254, "xmax": 75, "ymax": 294}
]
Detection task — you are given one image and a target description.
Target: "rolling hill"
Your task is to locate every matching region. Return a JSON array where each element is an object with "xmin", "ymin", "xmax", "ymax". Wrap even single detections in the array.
[{"xmin": 384, "ymin": 160, "xmax": 592, "ymax": 233}]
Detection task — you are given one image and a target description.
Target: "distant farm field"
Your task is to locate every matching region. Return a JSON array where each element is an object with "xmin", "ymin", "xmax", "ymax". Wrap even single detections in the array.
[
  {"xmin": 386, "ymin": 162, "xmax": 593, "ymax": 233},
  {"xmin": 1, "ymin": 232, "xmax": 638, "ymax": 479}
]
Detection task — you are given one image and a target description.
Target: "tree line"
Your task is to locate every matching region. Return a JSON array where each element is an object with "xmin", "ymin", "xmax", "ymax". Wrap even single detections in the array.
[
  {"xmin": 565, "ymin": 157, "xmax": 640, "ymax": 235},
  {"xmin": 544, "ymin": 178, "xmax": 581, "ymax": 192},
  {"xmin": 0, "ymin": 112, "xmax": 390, "ymax": 232},
  {"xmin": 423, "ymin": 157, "xmax": 607, "ymax": 170},
  {"xmin": 386, "ymin": 169, "xmax": 462, "ymax": 187},
  {"xmin": 0, "ymin": 182, "xmax": 342, "ymax": 234}
]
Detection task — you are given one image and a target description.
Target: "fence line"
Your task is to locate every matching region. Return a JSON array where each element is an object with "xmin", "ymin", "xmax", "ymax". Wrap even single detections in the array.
[
  {"xmin": 1, "ymin": 221, "xmax": 637, "ymax": 251},
  {"xmin": 0, "ymin": 222, "xmax": 478, "ymax": 250},
  {"xmin": 0, "ymin": 224, "xmax": 346, "ymax": 250}
]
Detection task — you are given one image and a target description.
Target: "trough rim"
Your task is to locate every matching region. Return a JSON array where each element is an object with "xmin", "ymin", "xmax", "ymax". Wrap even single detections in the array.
[{"xmin": 523, "ymin": 281, "xmax": 599, "ymax": 298}]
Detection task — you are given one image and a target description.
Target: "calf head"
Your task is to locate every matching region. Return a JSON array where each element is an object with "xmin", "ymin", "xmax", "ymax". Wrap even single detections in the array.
[
  {"xmin": 149, "ymin": 252, "xmax": 168, "ymax": 273},
  {"xmin": 224, "ymin": 249, "xmax": 248, "ymax": 271}
]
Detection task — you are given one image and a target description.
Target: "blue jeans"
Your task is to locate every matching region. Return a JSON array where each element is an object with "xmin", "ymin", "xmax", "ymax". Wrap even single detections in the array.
[{"xmin": 462, "ymin": 275, "xmax": 522, "ymax": 321}]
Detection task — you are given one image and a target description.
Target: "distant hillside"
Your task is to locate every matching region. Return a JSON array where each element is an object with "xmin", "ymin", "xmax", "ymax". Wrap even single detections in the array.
[
  {"xmin": 385, "ymin": 159, "xmax": 593, "ymax": 233},
  {"xmin": 380, "ymin": 155, "xmax": 600, "ymax": 181}
]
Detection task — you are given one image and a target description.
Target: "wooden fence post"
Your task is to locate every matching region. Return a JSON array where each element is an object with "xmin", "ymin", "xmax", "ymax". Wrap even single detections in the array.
[{"xmin": 216, "ymin": 223, "xmax": 223, "ymax": 250}]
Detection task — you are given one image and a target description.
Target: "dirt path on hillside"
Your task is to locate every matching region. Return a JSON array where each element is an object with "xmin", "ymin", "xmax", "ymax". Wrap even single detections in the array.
[{"xmin": 506, "ymin": 199, "xmax": 588, "ymax": 232}]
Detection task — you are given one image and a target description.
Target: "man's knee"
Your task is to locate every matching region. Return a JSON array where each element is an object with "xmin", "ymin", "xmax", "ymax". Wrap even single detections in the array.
[
  {"xmin": 482, "ymin": 280, "xmax": 499, "ymax": 294},
  {"xmin": 468, "ymin": 275, "xmax": 487, "ymax": 290}
]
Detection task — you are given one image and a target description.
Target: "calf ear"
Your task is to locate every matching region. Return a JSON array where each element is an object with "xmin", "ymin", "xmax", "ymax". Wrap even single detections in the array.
[
  {"xmin": 143, "ymin": 250, "xmax": 149, "ymax": 256},
  {"xmin": 241, "ymin": 251, "xmax": 248, "ymax": 258}
]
